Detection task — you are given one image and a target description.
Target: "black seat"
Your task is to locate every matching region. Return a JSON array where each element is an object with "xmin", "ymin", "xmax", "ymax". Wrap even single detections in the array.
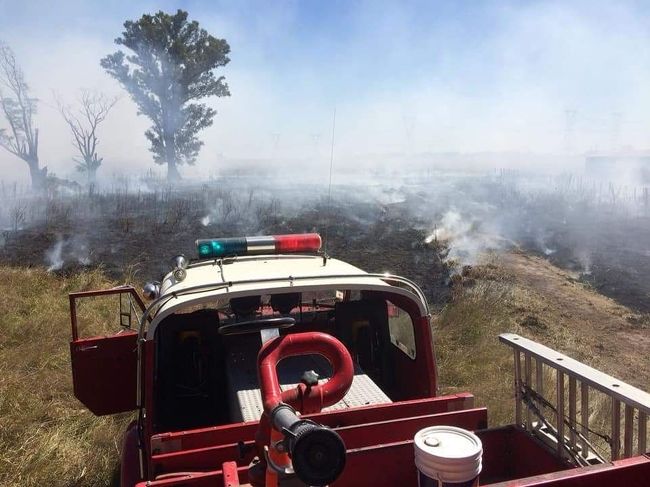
[
  {"xmin": 334, "ymin": 298, "xmax": 392, "ymax": 389},
  {"xmin": 155, "ymin": 309, "xmax": 225, "ymax": 431}
]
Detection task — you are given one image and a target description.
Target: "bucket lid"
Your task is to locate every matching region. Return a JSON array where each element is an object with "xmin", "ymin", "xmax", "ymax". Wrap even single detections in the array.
[{"xmin": 414, "ymin": 426, "xmax": 482, "ymax": 483}]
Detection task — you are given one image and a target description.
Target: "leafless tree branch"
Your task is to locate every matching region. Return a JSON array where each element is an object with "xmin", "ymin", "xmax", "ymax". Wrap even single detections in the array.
[
  {"xmin": 0, "ymin": 41, "xmax": 46, "ymax": 190},
  {"xmin": 57, "ymin": 90, "xmax": 118, "ymax": 183}
]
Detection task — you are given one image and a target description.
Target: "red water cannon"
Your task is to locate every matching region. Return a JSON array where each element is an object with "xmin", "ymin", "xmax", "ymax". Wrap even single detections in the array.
[{"xmin": 254, "ymin": 332, "xmax": 354, "ymax": 486}]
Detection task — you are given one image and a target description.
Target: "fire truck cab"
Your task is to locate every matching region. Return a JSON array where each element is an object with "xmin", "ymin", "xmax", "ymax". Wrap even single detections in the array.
[{"xmin": 68, "ymin": 234, "xmax": 650, "ymax": 486}]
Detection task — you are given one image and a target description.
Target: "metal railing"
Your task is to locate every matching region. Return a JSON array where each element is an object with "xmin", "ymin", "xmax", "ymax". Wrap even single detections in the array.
[{"xmin": 500, "ymin": 333, "xmax": 650, "ymax": 463}]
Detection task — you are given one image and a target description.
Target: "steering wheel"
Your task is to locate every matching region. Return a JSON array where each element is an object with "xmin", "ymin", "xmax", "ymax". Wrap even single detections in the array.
[{"xmin": 218, "ymin": 316, "xmax": 296, "ymax": 336}]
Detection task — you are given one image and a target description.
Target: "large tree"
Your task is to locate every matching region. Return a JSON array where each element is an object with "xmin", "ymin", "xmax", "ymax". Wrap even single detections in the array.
[
  {"xmin": 0, "ymin": 43, "xmax": 47, "ymax": 190},
  {"xmin": 101, "ymin": 10, "xmax": 230, "ymax": 181},
  {"xmin": 57, "ymin": 91, "xmax": 118, "ymax": 185}
]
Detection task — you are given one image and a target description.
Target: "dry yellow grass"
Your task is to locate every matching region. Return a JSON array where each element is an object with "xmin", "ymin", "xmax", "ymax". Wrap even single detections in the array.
[
  {"xmin": 434, "ymin": 251, "xmax": 650, "ymax": 457},
  {"xmin": 435, "ymin": 273, "xmax": 591, "ymax": 424},
  {"xmin": 1, "ymin": 252, "xmax": 647, "ymax": 485},
  {"xmin": 0, "ymin": 266, "xmax": 135, "ymax": 487},
  {"xmin": 435, "ymin": 261, "xmax": 526, "ymax": 426}
]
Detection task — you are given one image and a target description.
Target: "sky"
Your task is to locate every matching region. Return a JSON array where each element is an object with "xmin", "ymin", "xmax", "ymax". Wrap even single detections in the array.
[{"xmin": 1, "ymin": 0, "xmax": 649, "ymax": 182}]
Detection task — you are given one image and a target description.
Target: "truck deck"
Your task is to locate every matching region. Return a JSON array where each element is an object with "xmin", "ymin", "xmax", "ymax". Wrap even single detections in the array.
[
  {"xmin": 66, "ymin": 234, "xmax": 650, "ymax": 486},
  {"xmin": 226, "ymin": 346, "xmax": 391, "ymax": 422}
]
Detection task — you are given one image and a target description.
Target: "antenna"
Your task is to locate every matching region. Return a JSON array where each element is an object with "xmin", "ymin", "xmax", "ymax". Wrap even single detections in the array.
[{"xmin": 323, "ymin": 107, "xmax": 337, "ymax": 255}]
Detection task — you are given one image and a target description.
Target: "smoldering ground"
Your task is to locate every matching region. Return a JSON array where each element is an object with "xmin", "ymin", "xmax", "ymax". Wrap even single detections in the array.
[
  {"xmin": 1, "ymin": 167, "xmax": 650, "ymax": 312},
  {"xmin": 1, "ymin": 2, "xmax": 650, "ymax": 311}
]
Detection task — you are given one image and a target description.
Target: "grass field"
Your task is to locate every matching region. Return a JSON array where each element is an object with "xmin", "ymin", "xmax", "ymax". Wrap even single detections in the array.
[
  {"xmin": 0, "ymin": 251, "xmax": 647, "ymax": 486},
  {"xmin": 435, "ymin": 251, "xmax": 650, "ymax": 455},
  {"xmin": 434, "ymin": 255, "xmax": 590, "ymax": 426},
  {"xmin": 0, "ymin": 267, "xmax": 134, "ymax": 487}
]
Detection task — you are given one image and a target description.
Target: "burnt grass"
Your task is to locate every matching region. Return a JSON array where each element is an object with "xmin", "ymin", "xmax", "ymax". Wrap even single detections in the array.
[
  {"xmin": 517, "ymin": 208, "xmax": 650, "ymax": 313},
  {"xmin": 2, "ymin": 178, "xmax": 650, "ymax": 313},
  {"xmin": 0, "ymin": 187, "xmax": 453, "ymax": 306}
]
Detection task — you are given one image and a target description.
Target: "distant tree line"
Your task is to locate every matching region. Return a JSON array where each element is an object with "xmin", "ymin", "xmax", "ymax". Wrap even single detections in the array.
[{"xmin": 0, "ymin": 9, "xmax": 230, "ymax": 190}]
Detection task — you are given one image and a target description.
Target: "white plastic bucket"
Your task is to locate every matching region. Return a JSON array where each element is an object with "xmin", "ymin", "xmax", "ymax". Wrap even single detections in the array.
[{"xmin": 414, "ymin": 426, "xmax": 483, "ymax": 487}]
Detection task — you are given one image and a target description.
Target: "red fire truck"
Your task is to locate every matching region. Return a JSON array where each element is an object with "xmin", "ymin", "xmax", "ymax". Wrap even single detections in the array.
[{"xmin": 68, "ymin": 233, "xmax": 650, "ymax": 486}]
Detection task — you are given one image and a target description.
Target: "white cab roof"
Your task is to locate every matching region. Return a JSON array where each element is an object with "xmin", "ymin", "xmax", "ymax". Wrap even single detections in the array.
[{"xmin": 146, "ymin": 254, "xmax": 426, "ymax": 338}]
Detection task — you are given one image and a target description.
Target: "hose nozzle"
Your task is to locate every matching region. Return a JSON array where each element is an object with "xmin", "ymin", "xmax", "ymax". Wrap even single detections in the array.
[{"xmin": 271, "ymin": 405, "xmax": 346, "ymax": 486}]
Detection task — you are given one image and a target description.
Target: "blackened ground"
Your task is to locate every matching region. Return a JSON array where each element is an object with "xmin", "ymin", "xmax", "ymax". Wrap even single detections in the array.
[
  {"xmin": 270, "ymin": 203, "xmax": 452, "ymax": 305},
  {"xmin": 520, "ymin": 212, "xmax": 650, "ymax": 313},
  {"xmin": 0, "ymin": 193, "xmax": 452, "ymax": 307},
  {"xmin": 2, "ymin": 180, "xmax": 650, "ymax": 313}
]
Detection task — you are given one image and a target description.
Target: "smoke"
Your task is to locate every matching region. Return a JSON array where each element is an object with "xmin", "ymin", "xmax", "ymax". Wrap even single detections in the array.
[
  {"xmin": 0, "ymin": 165, "xmax": 642, "ymax": 281},
  {"xmin": 44, "ymin": 235, "xmax": 92, "ymax": 272},
  {"xmin": 576, "ymin": 249, "xmax": 592, "ymax": 276},
  {"xmin": 425, "ymin": 209, "xmax": 504, "ymax": 266},
  {"xmin": 543, "ymin": 247, "xmax": 557, "ymax": 256},
  {"xmin": 45, "ymin": 238, "xmax": 64, "ymax": 272},
  {"xmin": 2, "ymin": 1, "xmax": 650, "ymax": 186},
  {"xmin": 0, "ymin": 1, "xmax": 648, "ymax": 311}
]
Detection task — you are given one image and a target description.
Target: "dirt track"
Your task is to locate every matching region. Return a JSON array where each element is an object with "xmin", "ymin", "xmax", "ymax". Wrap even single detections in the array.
[{"xmin": 501, "ymin": 251, "xmax": 650, "ymax": 389}]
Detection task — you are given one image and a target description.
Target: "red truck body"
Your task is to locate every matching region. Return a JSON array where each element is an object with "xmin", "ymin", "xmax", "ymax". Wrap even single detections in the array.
[{"xmin": 67, "ymin": 235, "xmax": 650, "ymax": 486}]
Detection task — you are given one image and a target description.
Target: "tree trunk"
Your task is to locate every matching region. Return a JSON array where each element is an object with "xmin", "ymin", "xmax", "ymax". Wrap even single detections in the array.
[
  {"xmin": 167, "ymin": 160, "xmax": 181, "ymax": 182},
  {"xmin": 164, "ymin": 132, "xmax": 181, "ymax": 182},
  {"xmin": 87, "ymin": 167, "xmax": 97, "ymax": 186},
  {"xmin": 28, "ymin": 160, "xmax": 47, "ymax": 192}
]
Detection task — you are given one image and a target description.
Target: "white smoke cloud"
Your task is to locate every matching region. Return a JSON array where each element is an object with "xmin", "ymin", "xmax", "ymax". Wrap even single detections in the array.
[
  {"xmin": 44, "ymin": 235, "xmax": 92, "ymax": 271},
  {"xmin": 45, "ymin": 238, "xmax": 64, "ymax": 272},
  {"xmin": 425, "ymin": 209, "xmax": 504, "ymax": 266},
  {"xmin": 1, "ymin": 1, "xmax": 649, "ymax": 186}
]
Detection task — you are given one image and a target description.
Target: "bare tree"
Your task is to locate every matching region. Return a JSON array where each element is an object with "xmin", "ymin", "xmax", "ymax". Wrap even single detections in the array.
[
  {"xmin": 58, "ymin": 91, "xmax": 118, "ymax": 185},
  {"xmin": 0, "ymin": 43, "xmax": 47, "ymax": 191}
]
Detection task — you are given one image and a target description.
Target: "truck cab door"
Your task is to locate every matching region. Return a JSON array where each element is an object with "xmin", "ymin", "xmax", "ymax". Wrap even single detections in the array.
[{"xmin": 69, "ymin": 287, "xmax": 146, "ymax": 415}]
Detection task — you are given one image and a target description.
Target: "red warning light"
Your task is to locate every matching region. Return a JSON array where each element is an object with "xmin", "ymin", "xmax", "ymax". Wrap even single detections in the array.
[{"xmin": 274, "ymin": 233, "xmax": 322, "ymax": 253}]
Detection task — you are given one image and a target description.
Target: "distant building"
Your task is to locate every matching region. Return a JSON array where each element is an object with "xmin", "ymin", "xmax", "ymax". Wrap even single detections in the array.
[{"xmin": 585, "ymin": 151, "xmax": 650, "ymax": 182}]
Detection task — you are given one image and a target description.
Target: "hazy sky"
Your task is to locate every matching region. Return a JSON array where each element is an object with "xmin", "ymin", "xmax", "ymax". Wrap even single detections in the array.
[{"xmin": 1, "ymin": 0, "xmax": 649, "ymax": 182}]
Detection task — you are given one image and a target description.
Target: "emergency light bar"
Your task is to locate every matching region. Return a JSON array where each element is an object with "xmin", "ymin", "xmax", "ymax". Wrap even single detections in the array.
[{"xmin": 196, "ymin": 233, "xmax": 322, "ymax": 259}]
